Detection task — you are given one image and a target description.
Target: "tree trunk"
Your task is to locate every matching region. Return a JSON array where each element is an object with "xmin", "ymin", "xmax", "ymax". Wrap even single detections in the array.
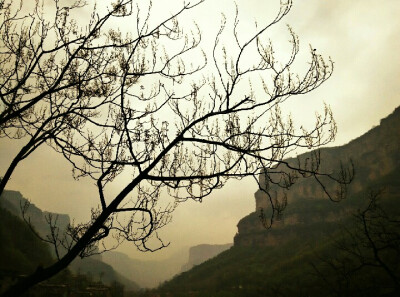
[{"xmin": 1, "ymin": 176, "xmax": 142, "ymax": 296}]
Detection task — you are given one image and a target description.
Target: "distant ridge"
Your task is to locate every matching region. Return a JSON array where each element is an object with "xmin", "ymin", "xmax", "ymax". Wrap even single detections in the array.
[
  {"xmin": 181, "ymin": 243, "xmax": 233, "ymax": 272},
  {"xmin": 234, "ymin": 106, "xmax": 400, "ymax": 247},
  {"xmin": 0, "ymin": 189, "xmax": 140, "ymax": 291},
  {"xmin": 153, "ymin": 107, "xmax": 400, "ymax": 297},
  {"xmin": 0, "ymin": 190, "xmax": 70, "ymax": 239},
  {"xmin": 103, "ymin": 249, "xmax": 188, "ymax": 288}
]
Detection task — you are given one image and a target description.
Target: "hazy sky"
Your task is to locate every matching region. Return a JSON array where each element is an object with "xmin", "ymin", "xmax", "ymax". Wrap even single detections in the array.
[{"xmin": 1, "ymin": 0, "xmax": 399, "ymax": 261}]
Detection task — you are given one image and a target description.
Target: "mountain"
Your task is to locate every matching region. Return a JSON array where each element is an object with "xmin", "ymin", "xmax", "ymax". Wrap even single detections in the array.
[
  {"xmin": 148, "ymin": 107, "xmax": 400, "ymax": 297},
  {"xmin": 0, "ymin": 185, "xmax": 230, "ymax": 291},
  {"xmin": 0, "ymin": 207, "xmax": 53, "ymax": 275},
  {"xmin": 181, "ymin": 243, "xmax": 233, "ymax": 272},
  {"xmin": 0, "ymin": 190, "xmax": 70, "ymax": 240},
  {"xmin": 102, "ymin": 250, "xmax": 189, "ymax": 288},
  {"xmin": 0, "ymin": 189, "xmax": 140, "ymax": 292},
  {"xmin": 234, "ymin": 106, "xmax": 400, "ymax": 247},
  {"xmin": 102, "ymin": 244, "xmax": 232, "ymax": 288},
  {"xmin": 69, "ymin": 255, "xmax": 140, "ymax": 291}
]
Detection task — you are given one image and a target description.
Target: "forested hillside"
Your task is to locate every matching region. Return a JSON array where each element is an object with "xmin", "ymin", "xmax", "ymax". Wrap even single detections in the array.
[
  {"xmin": 0, "ymin": 189, "xmax": 140, "ymax": 295},
  {"xmin": 142, "ymin": 107, "xmax": 400, "ymax": 297},
  {"xmin": 0, "ymin": 207, "xmax": 53, "ymax": 275}
]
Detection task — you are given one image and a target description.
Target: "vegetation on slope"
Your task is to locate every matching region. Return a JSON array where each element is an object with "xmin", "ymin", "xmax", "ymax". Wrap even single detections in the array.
[
  {"xmin": 146, "ymin": 197, "xmax": 399, "ymax": 296},
  {"xmin": 0, "ymin": 207, "xmax": 53, "ymax": 274},
  {"xmin": 137, "ymin": 108, "xmax": 400, "ymax": 297}
]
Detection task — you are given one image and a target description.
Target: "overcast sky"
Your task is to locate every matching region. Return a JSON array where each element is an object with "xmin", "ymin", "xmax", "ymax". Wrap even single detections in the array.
[{"xmin": 1, "ymin": 0, "xmax": 399, "ymax": 261}]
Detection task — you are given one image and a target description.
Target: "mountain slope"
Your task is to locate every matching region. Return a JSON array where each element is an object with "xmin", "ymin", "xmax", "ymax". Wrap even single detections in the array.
[
  {"xmin": 0, "ymin": 189, "xmax": 70, "ymax": 241},
  {"xmin": 235, "ymin": 106, "xmax": 400, "ymax": 247},
  {"xmin": 148, "ymin": 107, "xmax": 400, "ymax": 297},
  {"xmin": 0, "ymin": 207, "xmax": 53, "ymax": 275},
  {"xmin": 0, "ymin": 189, "xmax": 140, "ymax": 291},
  {"xmin": 103, "ymin": 250, "xmax": 189, "ymax": 288},
  {"xmin": 181, "ymin": 243, "xmax": 233, "ymax": 272},
  {"xmin": 102, "ymin": 244, "xmax": 232, "ymax": 288},
  {"xmin": 69, "ymin": 256, "xmax": 140, "ymax": 291}
]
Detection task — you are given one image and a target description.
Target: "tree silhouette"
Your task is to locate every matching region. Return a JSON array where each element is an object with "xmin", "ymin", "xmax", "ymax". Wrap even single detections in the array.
[
  {"xmin": 0, "ymin": 0, "xmax": 352, "ymax": 295},
  {"xmin": 312, "ymin": 190, "xmax": 400, "ymax": 297}
]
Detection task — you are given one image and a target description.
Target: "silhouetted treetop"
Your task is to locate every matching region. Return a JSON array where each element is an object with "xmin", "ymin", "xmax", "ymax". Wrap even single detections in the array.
[{"xmin": 0, "ymin": 0, "xmax": 353, "ymax": 296}]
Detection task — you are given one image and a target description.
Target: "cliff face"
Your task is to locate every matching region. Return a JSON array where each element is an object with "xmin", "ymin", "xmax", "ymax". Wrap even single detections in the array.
[
  {"xmin": 235, "ymin": 107, "xmax": 400, "ymax": 247},
  {"xmin": 0, "ymin": 190, "xmax": 70, "ymax": 239},
  {"xmin": 181, "ymin": 243, "xmax": 233, "ymax": 272},
  {"xmin": 0, "ymin": 189, "xmax": 139, "ymax": 290}
]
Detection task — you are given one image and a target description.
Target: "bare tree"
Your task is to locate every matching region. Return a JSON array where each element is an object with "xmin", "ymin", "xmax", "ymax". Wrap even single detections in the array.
[
  {"xmin": 312, "ymin": 190, "xmax": 400, "ymax": 296},
  {"xmin": 0, "ymin": 0, "xmax": 207, "ymax": 196},
  {"xmin": 0, "ymin": 0, "xmax": 353, "ymax": 295}
]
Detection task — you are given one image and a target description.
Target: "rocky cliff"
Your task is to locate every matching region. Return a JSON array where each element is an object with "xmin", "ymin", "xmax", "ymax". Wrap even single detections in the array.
[
  {"xmin": 181, "ymin": 243, "xmax": 233, "ymax": 272},
  {"xmin": 0, "ymin": 190, "xmax": 70, "ymax": 239},
  {"xmin": 0, "ymin": 189, "xmax": 139, "ymax": 290},
  {"xmin": 235, "ymin": 106, "xmax": 400, "ymax": 247}
]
